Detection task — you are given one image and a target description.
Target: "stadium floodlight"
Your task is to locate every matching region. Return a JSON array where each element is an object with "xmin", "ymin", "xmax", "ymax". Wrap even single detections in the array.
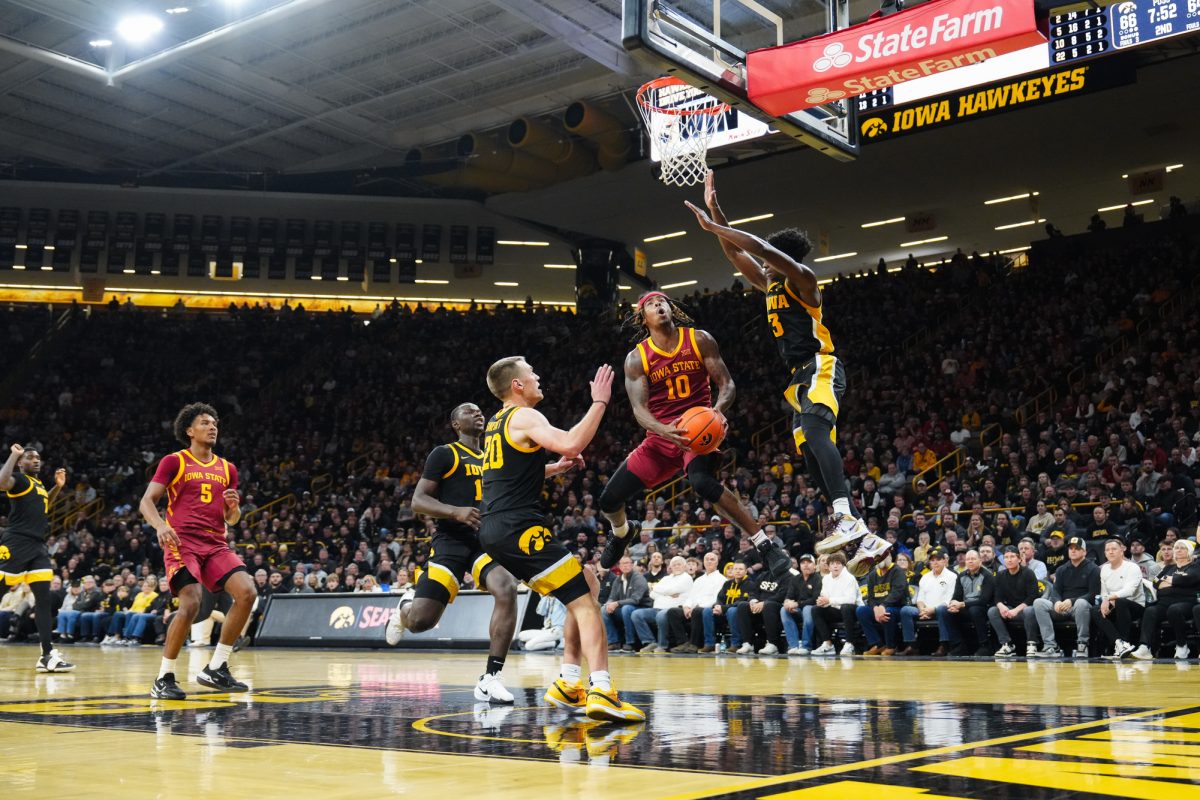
[
  {"xmin": 89, "ymin": 39, "xmax": 113, "ymax": 47},
  {"xmin": 117, "ymin": 14, "xmax": 164, "ymax": 43}
]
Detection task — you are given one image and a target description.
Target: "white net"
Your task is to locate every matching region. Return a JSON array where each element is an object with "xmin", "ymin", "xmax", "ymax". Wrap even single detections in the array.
[{"xmin": 637, "ymin": 78, "xmax": 728, "ymax": 188}]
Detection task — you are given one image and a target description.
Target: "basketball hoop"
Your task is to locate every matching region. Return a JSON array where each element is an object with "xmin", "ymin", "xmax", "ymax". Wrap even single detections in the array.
[{"xmin": 635, "ymin": 77, "xmax": 729, "ymax": 188}]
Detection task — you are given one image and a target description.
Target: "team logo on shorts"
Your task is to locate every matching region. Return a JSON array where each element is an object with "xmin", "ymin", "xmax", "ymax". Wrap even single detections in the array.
[
  {"xmin": 329, "ymin": 606, "xmax": 356, "ymax": 629},
  {"xmin": 519, "ymin": 526, "xmax": 553, "ymax": 555},
  {"xmin": 0, "ymin": 545, "xmax": 9, "ymax": 561}
]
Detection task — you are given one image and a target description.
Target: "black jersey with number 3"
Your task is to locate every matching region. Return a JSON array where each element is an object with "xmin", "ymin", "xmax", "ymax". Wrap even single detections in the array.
[
  {"xmin": 5, "ymin": 472, "xmax": 50, "ymax": 541},
  {"xmin": 421, "ymin": 442, "xmax": 484, "ymax": 541},
  {"xmin": 481, "ymin": 406, "xmax": 544, "ymax": 517},
  {"xmin": 765, "ymin": 277, "xmax": 835, "ymax": 369}
]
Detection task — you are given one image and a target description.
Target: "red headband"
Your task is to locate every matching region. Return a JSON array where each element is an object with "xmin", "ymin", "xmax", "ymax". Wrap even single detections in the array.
[{"xmin": 637, "ymin": 291, "xmax": 668, "ymax": 309}]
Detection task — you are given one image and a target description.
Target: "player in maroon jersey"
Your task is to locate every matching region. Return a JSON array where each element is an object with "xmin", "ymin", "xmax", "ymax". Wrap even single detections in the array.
[
  {"xmin": 139, "ymin": 402, "xmax": 256, "ymax": 700},
  {"xmin": 598, "ymin": 292, "xmax": 793, "ymax": 580}
]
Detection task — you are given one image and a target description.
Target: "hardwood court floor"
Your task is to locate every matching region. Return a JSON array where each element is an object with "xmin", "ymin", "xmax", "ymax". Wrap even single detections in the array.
[{"xmin": 1, "ymin": 644, "xmax": 1198, "ymax": 798}]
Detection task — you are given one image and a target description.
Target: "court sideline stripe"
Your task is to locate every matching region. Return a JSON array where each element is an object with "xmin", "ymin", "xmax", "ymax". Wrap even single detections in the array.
[{"xmin": 657, "ymin": 702, "xmax": 1200, "ymax": 799}]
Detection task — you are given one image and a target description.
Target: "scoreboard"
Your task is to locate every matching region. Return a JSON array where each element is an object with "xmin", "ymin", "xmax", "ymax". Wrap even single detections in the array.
[{"xmin": 1050, "ymin": 0, "xmax": 1200, "ymax": 64}]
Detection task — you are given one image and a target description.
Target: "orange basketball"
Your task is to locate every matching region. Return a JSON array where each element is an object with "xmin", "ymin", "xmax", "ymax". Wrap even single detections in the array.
[{"xmin": 678, "ymin": 406, "xmax": 726, "ymax": 455}]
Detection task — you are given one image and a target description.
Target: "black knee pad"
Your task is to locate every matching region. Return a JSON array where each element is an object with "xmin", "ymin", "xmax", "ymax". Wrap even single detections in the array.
[
  {"xmin": 599, "ymin": 462, "xmax": 646, "ymax": 514},
  {"xmin": 686, "ymin": 458, "xmax": 725, "ymax": 504}
]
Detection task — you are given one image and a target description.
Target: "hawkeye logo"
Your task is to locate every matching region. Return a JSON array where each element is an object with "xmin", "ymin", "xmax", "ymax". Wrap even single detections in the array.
[
  {"xmin": 329, "ymin": 606, "xmax": 355, "ymax": 629},
  {"xmin": 519, "ymin": 526, "xmax": 553, "ymax": 555},
  {"xmin": 861, "ymin": 117, "xmax": 889, "ymax": 138},
  {"xmin": 0, "ymin": 545, "xmax": 9, "ymax": 561}
]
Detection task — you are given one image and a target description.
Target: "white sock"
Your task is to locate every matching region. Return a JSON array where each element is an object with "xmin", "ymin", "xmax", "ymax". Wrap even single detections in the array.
[
  {"xmin": 208, "ymin": 642, "xmax": 233, "ymax": 671},
  {"xmin": 560, "ymin": 663, "xmax": 582, "ymax": 683},
  {"xmin": 589, "ymin": 670, "xmax": 612, "ymax": 691},
  {"xmin": 612, "ymin": 521, "xmax": 629, "ymax": 540},
  {"xmin": 750, "ymin": 531, "xmax": 767, "ymax": 546},
  {"xmin": 833, "ymin": 498, "xmax": 853, "ymax": 516},
  {"xmin": 158, "ymin": 658, "xmax": 176, "ymax": 679}
]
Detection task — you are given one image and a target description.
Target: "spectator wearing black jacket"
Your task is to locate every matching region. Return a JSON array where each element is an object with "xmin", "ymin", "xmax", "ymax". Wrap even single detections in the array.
[
  {"xmin": 1030, "ymin": 537, "xmax": 1100, "ymax": 658},
  {"xmin": 715, "ymin": 561, "xmax": 750, "ymax": 651},
  {"xmin": 855, "ymin": 554, "xmax": 909, "ymax": 655},
  {"xmin": 989, "ymin": 546, "xmax": 1041, "ymax": 659},
  {"xmin": 1036, "ymin": 530, "xmax": 1068, "ymax": 576},
  {"xmin": 1135, "ymin": 539, "xmax": 1200, "ymax": 660},
  {"xmin": 945, "ymin": 550, "xmax": 995, "ymax": 656},
  {"xmin": 782, "ymin": 554, "xmax": 821, "ymax": 654},
  {"xmin": 732, "ymin": 570, "xmax": 790, "ymax": 655}
]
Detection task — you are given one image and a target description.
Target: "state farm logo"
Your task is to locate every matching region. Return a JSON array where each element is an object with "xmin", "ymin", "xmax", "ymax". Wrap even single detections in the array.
[
  {"xmin": 813, "ymin": 42, "xmax": 853, "ymax": 72},
  {"xmin": 805, "ymin": 87, "xmax": 847, "ymax": 105}
]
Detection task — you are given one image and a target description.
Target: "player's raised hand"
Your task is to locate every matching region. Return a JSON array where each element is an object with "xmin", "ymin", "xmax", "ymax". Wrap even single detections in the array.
[
  {"xmin": 9, "ymin": 443, "xmax": 24, "ymax": 458},
  {"xmin": 223, "ymin": 488, "xmax": 240, "ymax": 510},
  {"xmin": 548, "ymin": 455, "xmax": 585, "ymax": 477},
  {"xmin": 451, "ymin": 506, "xmax": 481, "ymax": 530},
  {"xmin": 54, "ymin": 468, "xmax": 67, "ymax": 489},
  {"xmin": 684, "ymin": 200, "xmax": 717, "ymax": 232},
  {"xmin": 156, "ymin": 522, "xmax": 180, "ymax": 551},
  {"xmin": 590, "ymin": 364, "xmax": 614, "ymax": 404},
  {"xmin": 704, "ymin": 171, "xmax": 718, "ymax": 211}
]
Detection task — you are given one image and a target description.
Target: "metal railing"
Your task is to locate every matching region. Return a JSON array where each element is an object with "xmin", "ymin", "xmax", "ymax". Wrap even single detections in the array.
[
  {"xmin": 910, "ymin": 447, "xmax": 966, "ymax": 493},
  {"xmin": 242, "ymin": 493, "xmax": 296, "ymax": 527},
  {"xmin": 49, "ymin": 496, "xmax": 104, "ymax": 534}
]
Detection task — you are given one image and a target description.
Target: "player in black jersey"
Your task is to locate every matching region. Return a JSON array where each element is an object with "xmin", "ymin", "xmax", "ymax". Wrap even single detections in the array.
[
  {"xmin": 0, "ymin": 443, "xmax": 73, "ymax": 672},
  {"xmin": 687, "ymin": 174, "xmax": 887, "ymax": 574},
  {"xmin": 384, "ymin": 403, "xmax": 520, "ymax": 704},
  {"xmin": 481, "ymin": 356, "xmax": 644, "ymax": 723}
]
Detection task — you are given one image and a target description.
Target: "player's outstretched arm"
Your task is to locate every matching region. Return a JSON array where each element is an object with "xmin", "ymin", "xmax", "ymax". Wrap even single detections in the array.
[
  {"xmin": 703, "ymin": 173, "xmax": 768, "ymax": 292},
  {"xmin": 685, "ymin": 200, "xmax": 821, "ymax": 306},
  {"xmin": 694, "ymin": 329, "xmax": 736, "ymax": 417},
  {"xmin": 0, "ymin": 443, "xmax": 22, "ymax": 492},
  {"xmin": 513, "ymin": 365, "xmax": 613, "ymax": 458},
  {"xmin": 625, "ymin": 350, "xmax": 691, "ymax": 448},
  {"xmin": 47, "ymin": 467, "xmax": 67, "ymax": 505},
  {"xmin": 412, "ymin": 476, "xmax": 480, "ymax": 530}
]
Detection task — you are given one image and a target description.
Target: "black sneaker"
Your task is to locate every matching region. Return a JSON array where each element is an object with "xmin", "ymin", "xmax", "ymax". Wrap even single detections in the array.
[
  {"xmin": 196, "ymin": 664, "xmax": 249, "ymax": 692},
  {"xmin": 151, "ymin": 673, "xmax": 187, "ymax": 700},
  {"xmin": 600, "ymin": 521, "xmax": 638, "ymax": 570},
  {"xmin": 757, "ymin": 539, "xmax": 794, "ymax": 579}
]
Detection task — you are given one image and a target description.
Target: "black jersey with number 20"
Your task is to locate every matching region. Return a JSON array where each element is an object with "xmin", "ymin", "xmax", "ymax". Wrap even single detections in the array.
[
  {"xmin": 481, "ymin": 406, "xmax": 544, "ymax": 518},
  {"xmin": 765, "ymin": 277, "xmax": 835, "ymax": 369}
]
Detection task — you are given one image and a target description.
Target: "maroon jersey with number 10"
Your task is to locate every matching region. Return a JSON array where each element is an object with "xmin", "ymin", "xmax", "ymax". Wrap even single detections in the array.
[{"xmin": 635, "ymin": 327, "xmax": 712, "ymax": 426}]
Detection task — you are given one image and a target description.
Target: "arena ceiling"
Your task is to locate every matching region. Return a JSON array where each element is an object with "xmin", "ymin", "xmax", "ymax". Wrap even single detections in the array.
[{"xmin": 0, "ymin": 0, "xmax": 1198, "ymax": 298}]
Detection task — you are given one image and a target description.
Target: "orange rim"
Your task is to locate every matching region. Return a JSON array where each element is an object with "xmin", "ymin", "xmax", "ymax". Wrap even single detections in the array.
[{"xmin": 636, "ymin": 77, "xmax": 728, "ymax": 116}]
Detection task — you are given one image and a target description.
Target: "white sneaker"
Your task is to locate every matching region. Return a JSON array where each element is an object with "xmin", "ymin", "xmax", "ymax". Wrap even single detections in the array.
[
  {"xmin": 839, "ymin": 642, "xmax": 855, "ymax": 656},
  {"xmin": 994, "ymin": 642, "xmax": 1016, "ymax": 659},
  {"xmin": 100, "ymin": 635, "xmax": 116, "ymax": 646},
  {"xmin": 1176, "ymin": 645, "xmax": 1191, "ymax": 660},
  {"xmin": 735, "ymin": 642, "xmax": 754, "ymax": 655},
  {"xmin": 758, "ymin": 643, "xmax": 779, "ymax": 655},
  {"xmin": 816, "ymin": 513, "xmax": 870, "ymax": 554},
  {"xmin": 788, "ymin": 646, "xmax": 810, "ymax": 656},
  {"xmin": 847, "ymin": 534, "xmax": 893, "ymax": 579},
  {"xmin": 36, "ymin": 649, "xmax": 75, "ymax": 673},
  {"xmin": 473, "ymin": 672, "xmax": 514, "ymax": 704},
  {"xmin": 812, "ymin": 642, "xmax": 835, "ymax": 656},
  {"xmin": 1104, "ymin": 639, "xmax": 1136, "ymax": 660},
  {"xmin": 1025, "ymin": 642, "xmax": 1038, "ymax": 659},
  {"xmin": 1130, "ymin": 644, "xmax": 1154, "ymax": 661},
  {"xmin": 1073, "ymin": 645, "xmax": 1089, "ymax": 659},
  {"xmin": 384, "ymin": 590, "xmax": 414, "ymax": 646}
]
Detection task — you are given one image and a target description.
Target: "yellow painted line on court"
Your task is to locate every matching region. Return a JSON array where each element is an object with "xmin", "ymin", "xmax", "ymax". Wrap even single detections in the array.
[{"xmin": 657, "ymin": 703, "xmax": 1199, "ymax": 800}]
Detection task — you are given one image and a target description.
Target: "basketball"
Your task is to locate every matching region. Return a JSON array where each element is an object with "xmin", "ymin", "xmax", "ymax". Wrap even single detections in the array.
[{"xmin": 678, "ymin": 406, "xmax": 726, "ymax": 454}]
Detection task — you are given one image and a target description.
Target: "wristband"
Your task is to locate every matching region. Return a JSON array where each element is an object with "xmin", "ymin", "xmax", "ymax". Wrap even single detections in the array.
[{"xmin": 592, "ymin": 400, "xmax": 608, "ymax": 407}]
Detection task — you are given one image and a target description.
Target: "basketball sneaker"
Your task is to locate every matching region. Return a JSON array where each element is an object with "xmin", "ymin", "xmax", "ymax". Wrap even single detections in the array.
[
  {"xmin": 544, "ymin": 678, "xmax": 587, "ymax": 713},
  {"xmin": 197, "ymin": 663, "xmax": 249, "ymax": 692},
  {"xmin": 584, "ymin": 686, "xmax": 646, "ymax": 723},
  {"xmin": 474, "ymin": 672, "xmax": 515, "ymax": 704},
  {"xmin": 815, "ymin": 512, "xmax": 870, "ymax": 554},
  {"xmin": 1130, "ymin": 644, "xmax": 1154, "ymax": 661},
  {"xmin": 150, "ymin": 673, "xmax": 187, "ymax": 700},
  {"xmin": 847, "ymin": 534, "xmax": 892, "ymax": 578},
  {"xmin": 599, "ymin": 522, "xmax": 638, "ymax": 570},
  {"xmin": 385, "ymin": 588, "xmax": 415, "ymax": 646},
  {"xmin": 1176, "ymin": 645, "xmax": 1191, "ymax": 660},
  {"xmin": 585, "ymin": 722, "xmax": 645, "ymax": 759},
  {"xmin": 35, "ymin": 649, "xmax": 75, "ymax": 673}
]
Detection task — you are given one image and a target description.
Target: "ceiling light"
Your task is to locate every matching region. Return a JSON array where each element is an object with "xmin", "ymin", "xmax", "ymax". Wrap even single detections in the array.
[
  {"xmin": 899, "ymin": 236, "xmax": 949, "ymax": 247},
  {"xmin": 813, "ymin": 252, "xmax": 858, "ymax": 263},
  {"xmin": 415, "ymin": 279, "xmax": 449, "ymax": 285},
  {"xmin": 89, "ymin": 39, "xmax": 113, "ymax": 48},
  {"xmin": 727, "ymin": 213, "xmax": 774, "ymax": 225},
  {"xmin": 150, "ymin": 269, "xmax": 161, "ymax": 275},
  {"xmin": 165, "ymin": 6, "xmax": 190, "ymax": 14},
  {"xmin": 1097, "ymin": 199, "xmax": 1154, "ymax": 212},
  {"xmin": 494, "ymin": 281, "xmax": 519, "ymax": 287},
  {"xmin": 415, "ymin": 259, "xmax": 423, "ymax": 264},
  {"xmin": 496, "ymin": 240, "xmax": 549, "ymax": 246},
  {"xmin": 544, "ymin": 264, "xmax": 575, "ymax": 270},
  {"xmin": 14, "ymin": 244, "xmax": 27, "ymax": 249},
  {"xmin": 123, "ymin": 268, "xmax": 135, "ymax": 274},
  {"xmin": 1166, "ymin": 164, "xmax": 1183, "ymax": 172},
  {"xmin": 886, "ymin": 266, "xmax": 903, "ymax": 273},
  {"xmin": 994, "ymin": 218, "xmax": 1045, "ymax": 231},
  {"xmin": 996, "ymin": 246, "xmax": 1031, "ymax": 254},
  {"xmin": 860, "ymin": 216, "xmax": 905, "ymax": 228},
  {"xmin": 652, "ymin": 257, "xmax": 692, "ymax": 267},
  {"xmin": 12, "ymin": 265, "xmax": 24, "ymax": 270},
  {"xmin": 336, "ymin": 276, "xmax": 349, "ymax": 282},
  {"xmin": 310, "ymin": 275, "xmax": 322, "ymax": 280},
  {"xmin": 660, "ymin": 280, "xmax": 697, "ymax": 290},
  {"xmin": 40, "ymin": 265, "xmax": 53, "ymax": 271},
  {"xmin": 388, "ymin": 258, "xmax": 397, "ymax": 263},
  {"xmin": 643, "ymin": 231, "xmax": 686, "ymax": 242},
  {"xmin": 618, "ymin": 284, "xmax": 631, "ymax": 290},
  {"xmin": 817, "ymin": 278, "xmax": 833, "ymax": 285},
  {"xmin": 983, "ymin": 192, "xmax": 1038, "ymax": 205},
  {"xmin": 1121, "ymin": 174, "xmax": 1129, "ymax": 179},
  {"xmin": 116, "ymin": 14, "xmax": 164, "ymax": 43},
  {"xmin": 43, "ymin": 245, "xmax": 54, "ymax": 251}
]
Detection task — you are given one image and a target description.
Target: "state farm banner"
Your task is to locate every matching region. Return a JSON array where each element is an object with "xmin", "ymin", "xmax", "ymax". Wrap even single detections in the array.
[{"xmin": 747, "ymin": 0, "xmax": 1047, "ymax": 115}]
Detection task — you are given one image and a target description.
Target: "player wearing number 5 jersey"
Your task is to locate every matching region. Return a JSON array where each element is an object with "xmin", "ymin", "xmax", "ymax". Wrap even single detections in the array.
[
  {"xmin": 140, "ymin": 403, "xmax": 256, "ymax": 701},
  {"xmin": 597, "ymin": 291, "xmax": 793, "ymax": 581},
  {"xmin": 688, "ymin": 174, "xmax": 885, "ymax": 573},
  {"xmin": 385, "ymin": 402, "xmax": 520, "ymax": 705}
]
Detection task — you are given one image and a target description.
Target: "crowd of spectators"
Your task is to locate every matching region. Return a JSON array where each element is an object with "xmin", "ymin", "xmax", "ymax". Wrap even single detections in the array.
[{"xmin": 1, "ymin": 216, "xmax": 1198, "ymax": 658}]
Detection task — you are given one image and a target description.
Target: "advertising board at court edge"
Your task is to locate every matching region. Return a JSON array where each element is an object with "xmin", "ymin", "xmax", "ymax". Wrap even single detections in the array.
[{"xmin": 747, "ymin": 0, "xmax": 1047, "ymax": 114}]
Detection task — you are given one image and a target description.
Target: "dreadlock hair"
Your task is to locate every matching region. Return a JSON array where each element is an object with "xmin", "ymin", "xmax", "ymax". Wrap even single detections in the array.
[
  {"xmin": 765, "ymin": 227, "xmax": 813, "ymax": 263},
  {"xmin": 623, "ymin": 294, "xmax": 696, "ymax": 342},
  {"xmin": 174, "ymin": 402, "xmax": 218, "ymax": 446}
]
